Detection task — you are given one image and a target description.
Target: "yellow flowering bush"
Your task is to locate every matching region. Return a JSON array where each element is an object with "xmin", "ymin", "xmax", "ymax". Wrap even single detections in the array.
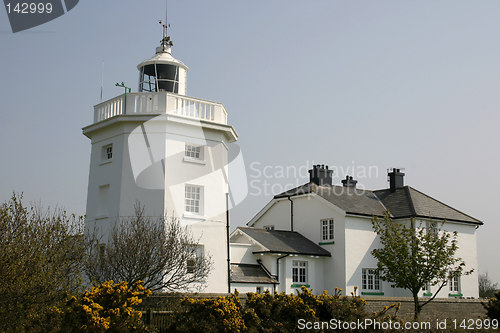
[
  {"xmin": 245, "ymin": 288, "xmax": 317, "ymax": 332},
  {"xmin": 56, "ymin": 280, "xmax": 152, "ymax": 332},
  {"xmin": 167, "ymin": 287, "xmax": 400, "ymax": 333},
  {"xmin": 172, "ymin": 291, "xmax": 256, "ymax": 333}
]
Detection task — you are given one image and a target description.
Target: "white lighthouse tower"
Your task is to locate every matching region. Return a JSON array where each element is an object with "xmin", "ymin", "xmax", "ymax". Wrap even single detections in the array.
[{"xmin": 83, "ymin": 25, "xmax": 237, "ymax": 293}]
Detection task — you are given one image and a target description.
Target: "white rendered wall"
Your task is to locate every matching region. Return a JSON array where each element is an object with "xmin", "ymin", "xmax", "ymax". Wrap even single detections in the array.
[
  {"xmin": 345, "ymin": 216, "xmax": 479, "ymax": 298},
  {"xmin": 423, "ymin": 219, "xmax": 479, "ymax": 298},
  {"xmin": 230, "ymin": 243, "xmax": 258, "ymax": 264},
  {"xmin": 251, "ymin": 195, "xmax": 347, "ymax": 294},
  {"xmin": 289, "ymin": 195, "xmax": 346, "ymax": 294},
  {"xmin": 84, "ymin": 113, "xmax": 233, "ymax": 293},
  {"xmin": 251, "ymin": 199, "xmax": 292, "ymax": 231},
  {"xmin": 231, "ymin": 283, "xmax": 274, "ymax": 294}
]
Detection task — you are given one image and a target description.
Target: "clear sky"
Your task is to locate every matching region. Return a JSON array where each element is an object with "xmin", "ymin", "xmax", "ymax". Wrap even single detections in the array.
[{"xmin": 1, "ymin": 1, "xmax": 499, "ymax": 284}]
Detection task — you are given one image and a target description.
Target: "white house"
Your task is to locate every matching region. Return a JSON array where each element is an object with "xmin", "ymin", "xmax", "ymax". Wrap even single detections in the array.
[
  {"xmin": 83, "ymin": 29, "xmax": 236, "ymax": 293},
  {"xmin": 230, "ymin": 165, "xmax": 481, "ymax": 298}
]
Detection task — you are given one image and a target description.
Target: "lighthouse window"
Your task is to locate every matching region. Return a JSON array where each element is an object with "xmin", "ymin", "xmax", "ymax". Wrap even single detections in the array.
[
  {"xmin": 185, "ymin": 144, "xmax": 202, "ymax": 159},
  {"xmin": 106, "ymin": 146, "xmax": 113, "ymax": 159},
  {"xmin": 139, "ymin": 64, "xmax": 179, "ymax": 93},
  {"xmin": 185, "ymin": 185, "xmax": 202, "ymax": 214},
  {"xmin": 101, "ymin": 144, "xmax": 113, "ymax": 161},
  {"xmin": 156, "ymin": 64, "xmax": 179, "ymax": 93}
]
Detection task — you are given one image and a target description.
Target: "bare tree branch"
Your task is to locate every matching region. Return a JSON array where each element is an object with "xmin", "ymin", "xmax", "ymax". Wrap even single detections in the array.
[{"xmin": 84, "ymin": 203, "xmax": 213, "ymax": 292}]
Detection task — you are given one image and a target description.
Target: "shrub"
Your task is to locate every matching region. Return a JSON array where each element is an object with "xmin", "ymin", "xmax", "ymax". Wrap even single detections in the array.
[
  {"xmin": 169, "ymin": 287, "xmax": 400, "ymax": 333},
  {"xmin": 54, "ymin": 280, "xmax": 152, "ymax": 332},
  {"xmin": 172, "ymin": 291, "xmax": 254, "ymax": 333},
  {"xmin": 484, "ymin": 291, "xmax": 500, "ymax": 321},
  {"xmin": 245, "ymin": 288, "xmax": 318, "ymax": 332}
]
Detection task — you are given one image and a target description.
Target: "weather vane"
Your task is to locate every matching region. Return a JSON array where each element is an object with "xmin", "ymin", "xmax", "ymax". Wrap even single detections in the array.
[
  {"xmin": 159, "ymin": 20, "xmax": 173, "ymax": 47},
  {"xmin": 159, "ymin": 0, "xmax": 173, "ymax": 47}
]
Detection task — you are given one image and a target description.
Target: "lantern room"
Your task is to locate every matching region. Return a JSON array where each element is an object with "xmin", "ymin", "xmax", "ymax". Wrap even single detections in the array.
[{"xmin": 137, "ymin": 37, "xmax": 188, "ymax": 95}]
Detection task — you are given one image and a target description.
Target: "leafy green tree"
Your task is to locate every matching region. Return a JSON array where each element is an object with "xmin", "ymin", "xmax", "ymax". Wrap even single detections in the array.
[
  {"xmin": 371, "ymin": 213, "xmax": 472, "ymax": 320},
  {"xmin": 0, "ymin": 193, "xmax": 85, "ymax": 332}
]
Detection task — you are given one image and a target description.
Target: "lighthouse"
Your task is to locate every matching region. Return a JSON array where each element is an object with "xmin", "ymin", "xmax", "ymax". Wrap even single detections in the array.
[{"xmin": 82, "ymin": 25, "xmax": 238, "ymax": 293}]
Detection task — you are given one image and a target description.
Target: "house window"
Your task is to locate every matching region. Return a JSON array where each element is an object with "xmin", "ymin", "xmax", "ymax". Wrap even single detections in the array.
[
  {"xmin": 449, "ymin": 275, "xmax": 460, "ymax": 293},
  {"xmin": 185, "ymin": 144, "xmax": 202, "ymax": 159},
  {"xmin": 427, "ymin": 221, "xmax": 438, "ymax": 236},
  {"xmin": 321, "ymin": 219, "xmax": 334, "ymax": 241},
  {"xmin": 256, "ymin": 286, "xmax": 263, "ymax": 294},
  {"xmin": 264, "ymin": 225, "xmax": 275, "ymax": 231},
  {"xmin": 185, "ymin": 185, "xmax": 202, "ymax": 214},
  {"xmin": 362, "ymin": 268, "xmax": 381, "ymax": 291},
  {"xmin": 101, "ymin": 144, "xmax": 113, "ymax": 161},
  {"xmin": 422, "ymin": 282, "xmax": 430, "ymax": 292},
  {"xmin": 292, "ymin": 261, "xmax": 308, "ymax": 284}
]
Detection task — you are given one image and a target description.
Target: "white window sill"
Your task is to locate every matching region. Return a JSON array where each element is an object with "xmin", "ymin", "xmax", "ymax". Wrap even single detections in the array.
[
  {"xmin": 99, "ymin": 159, "xmax": 113, "ymax": 166},
  {"xmin": 183, "ymin": 212, "xmax": 205, "ymax": 221},
  {"xmin": 361, "ymin": 291, "xmax": 384, "ymax": 296},
  {"xmin": 183, "ymin": 157, "xmax": 206, "ymax": 165}
]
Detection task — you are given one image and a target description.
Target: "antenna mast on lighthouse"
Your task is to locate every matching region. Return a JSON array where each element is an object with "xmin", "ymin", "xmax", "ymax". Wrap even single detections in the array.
[{"xmin": 159, "ymin": 0, "xmax": 172, "ymax": 49}]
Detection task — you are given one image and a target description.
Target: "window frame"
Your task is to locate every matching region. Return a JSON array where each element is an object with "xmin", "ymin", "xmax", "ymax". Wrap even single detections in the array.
[
  {"xmin": 185, "ymin": 184, "xmax": 203, "ymax": 215},
  {"xmin": 449, "ymin": 275, "xmax": 460, "ymax": 293},
  {"xmin": 186, "ymin": 245, "xmax": 204, "ymax": 277},
  {"xmin": 321, "ymin": 218, "xmax": 334, "ymax": 241},
  {"xmin": 292, "ymin": 260, "xmax": 308, "ymax": 284},
  {"xmin": 184, "ymin": 144, "xmax": 205, "ymax": 162},
  {"xmin": 427, "ymin": 221, "xmax": 438, "ymax": 237},
  {"xmin": 101, "ymin": 144, "xmax": 113, "ymax": 162},
  {"xmin": 362, "ymin": 268, "xmax": 381, "ymax": 292}
]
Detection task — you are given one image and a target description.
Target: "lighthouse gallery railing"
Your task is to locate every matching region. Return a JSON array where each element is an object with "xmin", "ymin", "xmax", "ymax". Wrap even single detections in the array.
[{"xmin": 93, "ymin": 92, "xmax": 228, "ymax": 125}]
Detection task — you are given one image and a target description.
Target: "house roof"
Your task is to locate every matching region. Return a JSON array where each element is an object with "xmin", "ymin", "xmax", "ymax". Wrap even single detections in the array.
[
  {"xmin": 373, "ymin": 187, "xmax": 481, "ymax": 224},
  {"xmin": 274, "ymin": 183, "xmax": 388, "ymax": 217},
  {"xmin": 236, "ymin": 227, "xmax": 331, "ymax": 257},
  {"xmin": 230, "ymin": 263, "xmax": 278, "ymax": 284},
  {"xmin": 272, "ymin": 183, "xmax": 482, "ymax": 225}
]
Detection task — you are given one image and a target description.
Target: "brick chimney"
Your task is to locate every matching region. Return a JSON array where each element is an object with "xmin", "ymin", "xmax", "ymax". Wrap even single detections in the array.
[
  {"xmin": 388, "ymin": 168, "xmax": 405, "ymax": 192},
  {"xmin": 341, "ymin": 175, "xmax": 357, "ymax": 188},
  {"xmin": 309, "ymin": 164, "xmax": 333, "ymax": 186}
]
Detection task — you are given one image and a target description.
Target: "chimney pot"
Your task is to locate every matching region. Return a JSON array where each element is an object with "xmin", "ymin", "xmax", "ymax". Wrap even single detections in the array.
[
  {"xmin": 341, "ymin": 175, "xmax": 357, "ymax": 188},
  {"xmin": 309, "ymin": 164, "xmax": 333, "ymax": 186}
]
